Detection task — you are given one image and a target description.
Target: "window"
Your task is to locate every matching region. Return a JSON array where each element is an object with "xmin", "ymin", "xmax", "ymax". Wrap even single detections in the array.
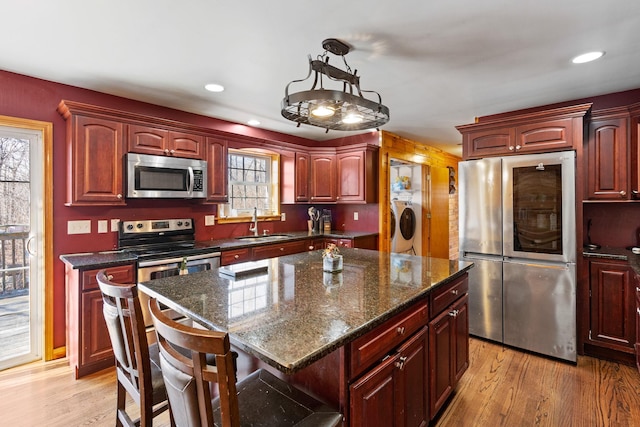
[{"xmin": 218, "ymin": 149, "xmax": 280, "ymax": 221}]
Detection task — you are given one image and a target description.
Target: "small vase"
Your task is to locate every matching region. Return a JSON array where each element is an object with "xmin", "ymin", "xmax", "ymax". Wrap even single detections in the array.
[{"xmin": 323, "ymin": 254, "xmax": 343, "ymax": 273}]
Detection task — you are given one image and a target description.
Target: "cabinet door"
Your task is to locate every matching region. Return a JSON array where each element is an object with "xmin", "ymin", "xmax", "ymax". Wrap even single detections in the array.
[
  {"xmin": 630, "ymin": 112, "xmax": 640, "ymax": 199},
  {"xmin": 349, "ymin": 352, "xmax": 400, "ymax": 427},
  {"xmin": 397, "ymin": 327, "xmax": 429, "ymax": 427},
  {"xmin": 589, "ymin": 260, "xmax": 635, "ymax": 350},
  {"xmin": 587, "ymin": 116, "xmax": 629, "ymax": 200},
  {"xmin": 251, "ymin": 240, "xmax": 309, "ymax": 260},
  {"xmin": 205, "ymin": 137, "xmax": 228, "ymax": 202},
  {"xmin": 169, "ymin": 131, "xmax": 204, "ymax": 159},
  {"xmin": 452, "ymin": 294, "xmax": 469, "ymax": 383},
  {"xmin": 337, "ymin": 151, "xmax": 365, "ymax": 203},
  {"xmin": 310, "ymin": 154, "xmax": 336, "ymax": 202},
  {"xmin": 69, "ymin": 115, "xmax": 125, "ymax": 205},
  {"xmin": 81, "ymin": 289, "xmax": 114, "ymax": 366},
  {"xmin": 295, "ymin": 152, "xmax": 310, "ymax": 202},
  {"xmin": 635, "ymin": 277, "xmax": 640, "ymax": 373},
  {"xmin": 428, "ymin": 308, "xmax": 454, "ymax": 418},
  {"xmin": 515, "ymin": 117, "xmax": 575, "ymax": 153},
  {"xmin": 220, "ymin": 248, "xmax": 251, "ymax": 266},
  {"xmin": 462, "ymin": 126, "xmax": 515, "ymax": 159},
  {"xmin": 128, "ymin": 124, "xmax": 169, "ymax": 155}
]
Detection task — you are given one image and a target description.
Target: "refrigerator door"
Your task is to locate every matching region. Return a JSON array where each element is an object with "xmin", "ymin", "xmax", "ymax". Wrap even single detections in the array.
[
  {"xmin": 503, "ymin": 259, "xmax": 576, "ymax": 362},
  {"xmin": 459, "ymin": 157, "xmax": 502, "ymax": 256},
  {"xmin": 462, "ymin": 254, "xmax": 503, "ymax": 342},
  {"xmin": 502, "ymin": 151, "xmax": 576, "ymax": 263}
]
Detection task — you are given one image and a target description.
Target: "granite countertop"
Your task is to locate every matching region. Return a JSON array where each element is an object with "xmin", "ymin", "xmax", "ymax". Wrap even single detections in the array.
[
  {"xmin": 59, "ymin": 230, "xmax": 379, "ymax": 270},
  {"xmin": 139, "ymin": 248, "xmax": 473, "ymax": 374},
  {"xmin": 582, "ymin": 246, "xmax": 640, "ymax": 275}
]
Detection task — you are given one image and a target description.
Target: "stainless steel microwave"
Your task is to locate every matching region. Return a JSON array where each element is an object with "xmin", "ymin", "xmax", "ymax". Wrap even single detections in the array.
[{"xmin": 126, "ymin": 153, "xmax": 208, "ymax": 199}]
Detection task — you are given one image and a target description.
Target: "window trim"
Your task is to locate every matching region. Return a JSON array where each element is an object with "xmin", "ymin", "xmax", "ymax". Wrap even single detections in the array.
[{"xmin": 217, "ymin": 148, "xmax": 280, "ymax": 224}]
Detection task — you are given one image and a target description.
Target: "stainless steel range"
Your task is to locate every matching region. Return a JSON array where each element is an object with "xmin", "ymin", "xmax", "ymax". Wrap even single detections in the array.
[
  {"xmin": 118, "ymin": 218, "xmax": 221, "ymax": 327},
  {"xmin": 118, "ymin": 218, "xmax": 221, "ymax": 282}
]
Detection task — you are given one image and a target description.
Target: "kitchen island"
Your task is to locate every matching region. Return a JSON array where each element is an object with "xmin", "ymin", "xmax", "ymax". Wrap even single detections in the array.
[{"xmin": 140, "ymin": 248, "xmax": 473, "ymax": 425}]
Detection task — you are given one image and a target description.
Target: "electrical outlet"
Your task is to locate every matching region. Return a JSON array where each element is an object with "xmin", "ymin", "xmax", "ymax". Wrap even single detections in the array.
[
  {"xmin": 354, "ymin": 212, "xmax": 359, "ymax": 221},
  {"xmin": 111, "ymin": 219, "xmax": 120, "ymax": 232},
  {"xmin": 281, "ymin": 212, "xmax": 286, "ymax": 221},
  {"xmin": 67, "ymin": 220, "xmax": 91, "ymax": 235},
  {"xmin": 205, "ymin": 215, "xmax": 215, "ymax": 226},
  {"xmin": 98, "ymin": 220, "xmax": 108, "ymax": 233}
]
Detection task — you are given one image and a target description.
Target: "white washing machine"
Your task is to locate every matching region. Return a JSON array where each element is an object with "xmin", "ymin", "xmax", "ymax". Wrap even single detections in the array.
[{"xmin": 391, "ymin": 200, "xmax": 416, "ymax": 253}]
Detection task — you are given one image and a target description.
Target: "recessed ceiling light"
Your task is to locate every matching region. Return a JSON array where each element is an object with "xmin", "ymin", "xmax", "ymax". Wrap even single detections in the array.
[
  {"xmin": 247, "ymin": 119, "xmax": 261, "ymax": 126},
  {"xmin": 204, "ymin": 83, "xmax": 225, "ymax": 92},
  {"xmin": 572, "ymin": 51, "xmax": 605, "ymax": 64}
]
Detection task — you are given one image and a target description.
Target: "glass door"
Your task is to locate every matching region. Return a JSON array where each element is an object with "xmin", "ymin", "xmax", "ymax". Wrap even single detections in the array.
[{"xmin": 502, "ymin": 151, "xmax": 576, "ymax": 263}]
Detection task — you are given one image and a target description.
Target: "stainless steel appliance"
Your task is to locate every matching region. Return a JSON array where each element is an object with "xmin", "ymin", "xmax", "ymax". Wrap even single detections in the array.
[
  {"xmin": 126, "ymin": 153, "xmax": 207, "ymax": 199},
  {"xmin": 118, "ymin": 218, "xmax": 221, "ymax": 325},
  {"xmin": 459, "ymin": 151, "xmax": 577, "ymax": 362}
]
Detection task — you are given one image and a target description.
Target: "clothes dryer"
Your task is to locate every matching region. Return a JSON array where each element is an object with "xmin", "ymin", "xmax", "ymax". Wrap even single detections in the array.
[{"xmin": 391, "ymin": 200, "xmax": 416, "ymax": 253}]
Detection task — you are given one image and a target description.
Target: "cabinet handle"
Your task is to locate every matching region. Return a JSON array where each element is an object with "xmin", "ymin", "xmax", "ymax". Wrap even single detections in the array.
[
  {"xmin": 280, "ymin": 247, "xmax": 284, "ymax": 251},
  {"xmin": 632, "ymin": 190, "xmax": 639, "ymax": 199},
  {"xmin": 451, "ymin": 289, "xmax": 459, "ymax": 296},
  {"xmin": 107, "ymin": 274, "xmax": 113, "ymax": 280},
  {"xmin": 515, "ymin": 145, "xmax": 521, "ymax": 150},
  {"xmin": 395, "ymin": 356, "xmax": 408, "ymax": 370},
  {"xmin": 234, "ymin": 254, "xmax": 240, "ymax": 259},
  {"xmin": 449, "ymin": 309, "xmax": 459, "ymax": 318},
  {"xmin": 170, "ymin": 149, "xmax": 176, "ymax": 154},
  {"xmin": 636, "ymin": 287, "xmax": 640, "ymax": 293},
  {"xmin": 164, "ymin": 148, "xmax": 170, "ymax": 154},
  {"xmin": 619, "ymin": 190, "xmax": 627, "ymax": 197},
  {"xmin": 116, "ymin": 194, "xmax": 123, "ymax": 199},
  {"xmin": 508, "ymin": 146, "xmax": 514, "ymax": 151},
  {"xmin": 309, "ymin": 246, "xmax": 315, "ymax": 251},
  {"xmin": 396, "ymin": 326, "xmax": 405, "ymax": 335}
]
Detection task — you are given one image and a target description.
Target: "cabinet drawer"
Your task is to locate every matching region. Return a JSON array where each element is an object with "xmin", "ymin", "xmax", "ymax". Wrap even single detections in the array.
[
  {"xmin": 81, "ymin": 264, "xmax": 135, "ymax": 292},
  {"xmin": 252, "ymin": 240, "xmax": 308, "ymax": 260},
  {"xmin": 350, "ymin": 301, "xmax": 428, "ymax": 379},
  {"xmin": 221, "ymin": 248, "xmax": 251, "ymax": 266},
  {"xmin": 430, "ymin": 276, "xmax": 469, "ymax": 318}
]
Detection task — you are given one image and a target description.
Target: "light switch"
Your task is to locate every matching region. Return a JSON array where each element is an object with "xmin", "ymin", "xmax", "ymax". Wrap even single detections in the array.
[
  {"xmin": 281, "ymin": 213, "xmax": 286, "ymax": 221},
  {"xmin": 111, "ymin": 219, "xmax": 120, "ymax": 232},
  {"xmin": 98, "ymin": 220, "xmax": 108, "ymax": 233},
  {"xmin": 354, "ymin": 212, "xmax": 359, "ymax": 221},
  {"xmin": 205, "ymin": 215, "xmax": 215, "ymax": 226}
]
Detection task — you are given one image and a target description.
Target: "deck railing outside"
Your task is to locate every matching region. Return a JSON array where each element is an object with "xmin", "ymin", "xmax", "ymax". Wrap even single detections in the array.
[{"xmin": 0, "ymin": 225, "xmax": 29, "ymax": 298}]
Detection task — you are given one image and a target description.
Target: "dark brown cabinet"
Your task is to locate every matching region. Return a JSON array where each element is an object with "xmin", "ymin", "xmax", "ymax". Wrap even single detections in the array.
[
  {"xmin": 635, "ymin": 274, "xmax": 640, "ymax": 373},
  {"xmin": 58, "ymin": 102, "xmax": 126, "ymax": 206},
  {"xmin": 457, "ymin": 103, "xmax": 591, "ymax": 160},
  {"xmin": 204, "ymin": 137, "xmax": 228, "ymax": 202},
  {"xmin": 65, "ymin": 263, "xmax": 135, "ymax": 378},
  {"xmin": 310, "ymin": 153, "xmax": 337, "ymax": 202},
  {"xmin": 587, "ymin": 259, "xmax": 636, "ymax": 361},
  {"xmin": 336, "ymin": 147, "xmax": 377, "ymax": 203},
  {"xmin": 295, "ymin": 152, "xmax": 310, "ymax": 202},
  {"xmin": 586, "ymin": 109, "xmax": 629, "ymax": 200},
  {"xmin": 350, "ymin": 327, "xmax": 429, "ymax": 427},
  {"xmin": 629, "ymin": 104, "xmax": 640, "ymax": 200},
  {"xmin": 428, "ymin": 278, "xmax": 469, "ymax": 418},
  {"xmin": 128, "ymin": 123, "xmax": 203, "ymax": 159}
]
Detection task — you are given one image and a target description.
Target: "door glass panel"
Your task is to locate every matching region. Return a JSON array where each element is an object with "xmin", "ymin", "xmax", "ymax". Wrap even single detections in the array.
[{"xmin": 512, "ymin": 164, "xmax": 562, "ymax": 255}]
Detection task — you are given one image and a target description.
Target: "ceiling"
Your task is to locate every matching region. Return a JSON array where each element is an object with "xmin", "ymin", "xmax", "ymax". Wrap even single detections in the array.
[{"xmin": 3, "ymin": 1, "xmax": 640, "ymax": 156}]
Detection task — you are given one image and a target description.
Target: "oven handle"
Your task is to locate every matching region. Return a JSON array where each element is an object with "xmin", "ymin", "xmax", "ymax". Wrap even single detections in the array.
[{"xmin": 138, "ymin": 251, "xmax": 221, "ymax": 268}]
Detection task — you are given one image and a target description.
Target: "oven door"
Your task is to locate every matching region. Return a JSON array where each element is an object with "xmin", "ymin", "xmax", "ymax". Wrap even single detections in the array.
[
  {"xmin": 137, "ymin": 251, "xmax": 221, "ymax": 282},
  {"xmin": 137, "ymin": 251, "xmax": 220, "ymax": 328}
]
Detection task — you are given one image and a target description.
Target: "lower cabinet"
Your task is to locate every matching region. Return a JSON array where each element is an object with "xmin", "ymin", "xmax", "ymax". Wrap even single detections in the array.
[
  {"xmin": 429, "ymin": 294, "xmax": 469, "ymax": 417},
  {"xmin": 635, "ymin": 274, "xmax": 640, "ymax": 373},
  {"xmin": 350, "ymin": 327, "xmax": 429, "ymax": 427},
  {"xmin": 586, "ymin": 259, "xmax": 636, "ymax": 363},
  {"xmin": 65, "ymin": 263, "xmax": 135, "ymax": 378}
]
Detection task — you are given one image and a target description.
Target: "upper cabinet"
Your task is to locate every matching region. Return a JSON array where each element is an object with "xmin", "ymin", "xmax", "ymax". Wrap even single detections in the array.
[
  {"xmin": 586, "ymin": 108, "xmax": 629, "ymax": 200},
  {"xmin": 630, "ymin": 104, "xmax": 640, "ymax": 200},
  {"xmin": 204, "ymin": 137, "xmax": 228, "ymax": 203},
  {"xmin": 57, "ymin": 102, "xmax": 126, "ymax": 206},
  {"xmin": 310, "ymin": 152, "xmax": 337, "ymax": 202},
  {"xmin": 295, "ymin": 152, "xmax": 310, "ymax": 202},
  {"xmin": 128, "ymin": 124, "xmax": 204, "ymax": 159},
  {"xmin": 336, "ymin": 146, "xmax": 378, "ymax": 203},
  {"xmin": 457, "ymin": 103, "xmax": 591, "ymax": 160}
]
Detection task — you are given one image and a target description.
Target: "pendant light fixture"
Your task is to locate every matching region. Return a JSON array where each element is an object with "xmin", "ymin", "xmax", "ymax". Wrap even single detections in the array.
[{"xmin": 281, "ymin": 38, "xmax": 390, "ymax": 132}]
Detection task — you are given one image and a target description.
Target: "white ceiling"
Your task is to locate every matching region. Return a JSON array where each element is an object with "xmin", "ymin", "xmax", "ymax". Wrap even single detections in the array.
[{"xmin": 3, "ymin": 0, "xmax": 640, "ymax": 156}]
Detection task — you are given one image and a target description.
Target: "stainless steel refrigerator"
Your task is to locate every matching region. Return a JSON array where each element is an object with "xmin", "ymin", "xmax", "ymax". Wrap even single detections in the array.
[{"xmin": 459, "ymin": 151, "xmax": 577, "ymax": 362}]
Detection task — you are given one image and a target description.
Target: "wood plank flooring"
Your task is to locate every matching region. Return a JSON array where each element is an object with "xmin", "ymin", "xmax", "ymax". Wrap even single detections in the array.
[{"xmin": 0, "ymin": 338, "xmax": 638, "ymax": 426}]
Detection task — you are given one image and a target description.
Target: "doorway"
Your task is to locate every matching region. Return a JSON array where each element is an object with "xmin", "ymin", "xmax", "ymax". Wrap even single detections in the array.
[{"xmin": 0, "ymin": 117, "xmax": 52, "ymax": 370}]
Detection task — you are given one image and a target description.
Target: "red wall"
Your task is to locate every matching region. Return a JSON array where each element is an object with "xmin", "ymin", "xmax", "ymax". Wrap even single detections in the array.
[{"xmin": 0, "ymin": 70, "xmax": 379, "ymax": 350}]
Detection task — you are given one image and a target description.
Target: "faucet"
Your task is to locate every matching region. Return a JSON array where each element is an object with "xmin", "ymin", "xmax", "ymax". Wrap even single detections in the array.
[{"xmin": 249, "ymin": 207, "xmax": 258, "ymax": 236}]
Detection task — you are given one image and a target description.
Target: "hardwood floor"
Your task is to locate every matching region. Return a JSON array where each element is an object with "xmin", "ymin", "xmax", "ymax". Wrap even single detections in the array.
[{"xmin": 0, "ymin": 338, "xmax": 638, "ymax": 426}]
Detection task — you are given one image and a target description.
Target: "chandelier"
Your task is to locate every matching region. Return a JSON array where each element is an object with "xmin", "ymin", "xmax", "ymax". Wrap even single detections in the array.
[{"xmin": 281, "ymin": 38, "xmax": 390, "ymax": 132}]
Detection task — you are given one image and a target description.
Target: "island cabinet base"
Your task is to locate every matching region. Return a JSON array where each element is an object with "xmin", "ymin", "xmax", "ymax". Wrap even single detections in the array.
[{"xmin": 289, "ymin": 273, "xmax": 470, "ymax": 427}]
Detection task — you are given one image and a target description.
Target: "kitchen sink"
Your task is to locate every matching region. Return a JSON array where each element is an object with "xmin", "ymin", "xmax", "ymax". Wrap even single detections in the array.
[{"xmin": 235, "ymin": 234, "xmax": 292, "ymax": 241}]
